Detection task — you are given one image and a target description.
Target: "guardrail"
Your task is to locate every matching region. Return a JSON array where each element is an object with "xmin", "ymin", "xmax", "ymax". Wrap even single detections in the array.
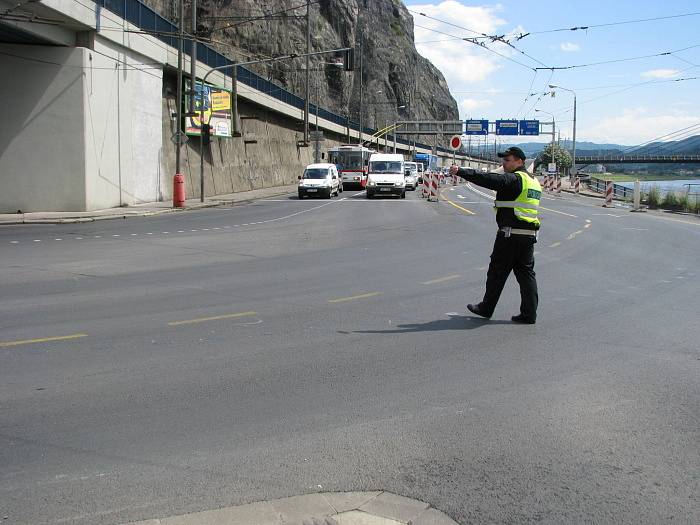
[{"xmin": 97, "ymin": 0, "xmax": 474, "ymax": 158}]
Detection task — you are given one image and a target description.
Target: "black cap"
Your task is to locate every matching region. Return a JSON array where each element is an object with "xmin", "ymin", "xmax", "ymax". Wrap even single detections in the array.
[{"xmin": 497, "ymin": 146, "xmax": 526, "ymax": 160}]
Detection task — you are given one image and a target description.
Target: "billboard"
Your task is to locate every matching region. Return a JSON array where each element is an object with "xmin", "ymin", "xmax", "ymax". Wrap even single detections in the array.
[
  {"xmin": 185, "ymin": 82, "xmax": 233, "ymax": 138},
  {"xmin": 465, "ymin": 119, "xmax": 489, "ymax": 135},
  {"xmin": 519, "ymin": 120, "xmax": 540, "ymax": 136},
  {"xmin": 495, "ymin": 120, "xmax": 519, "ymax": 135}
]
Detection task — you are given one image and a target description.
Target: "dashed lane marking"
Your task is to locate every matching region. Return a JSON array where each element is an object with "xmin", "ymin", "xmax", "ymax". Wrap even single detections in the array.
[
  {"xmin": 6, "ymin": 196, "xmax": 369, "ymax": 246},
  {"xmin": 168, "ymin": 311, "xmax": 257, "ymax": 326},
  {"xmin": 540, "ymin": 206, "xmax": 578, "ymax": 218},
  {"xmin": 328, "ymin": 292, "xmax": 382, "ymax": 303},
  {"xmin": 549, "ymin": 241, "xmax": 562, "ymax": 248},
  {"xmin": 421, "ymin": 274, "xmax": 461, "ymax": 285},
  {"xmin": 0, "ymin": 333, "xmax": 88, "ymax": 348}
]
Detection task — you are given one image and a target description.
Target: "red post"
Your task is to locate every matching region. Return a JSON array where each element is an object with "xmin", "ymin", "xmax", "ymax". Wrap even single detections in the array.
[{"xmin": 173, "ymin": 173, "xmax": 186, "ymax": 207}]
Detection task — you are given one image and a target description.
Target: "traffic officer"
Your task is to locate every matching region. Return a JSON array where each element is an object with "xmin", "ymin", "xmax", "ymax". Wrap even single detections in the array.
[{"xmin": 448, "ymin": 146, "xmax": 541, "ymax": 324}]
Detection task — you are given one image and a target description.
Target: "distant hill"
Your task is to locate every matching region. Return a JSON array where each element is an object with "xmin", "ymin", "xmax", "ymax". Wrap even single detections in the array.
[{"xmin": 499, "ymin": 136, "xmax": 700, "ymax": 157}]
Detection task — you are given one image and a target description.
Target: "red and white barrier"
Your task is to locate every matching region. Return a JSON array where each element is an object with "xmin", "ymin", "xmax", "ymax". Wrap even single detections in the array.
[
  {"xmin": 429, "ymin": 172, "xmax": 439, "ymax": 201},
  {"xmin": 603, "ymin": 180, "xmax": 614, "ymax": 207},
  {"xmin": 556, "ymin": 176, "xmax": 562, "ymax": 194},
  {"xmin": 574, "ymin": 176, "xmax": 580, "ymax": 194},
  {"xmin": 421, "ymin": 172, "xmax": 430, "ymax": 198}
]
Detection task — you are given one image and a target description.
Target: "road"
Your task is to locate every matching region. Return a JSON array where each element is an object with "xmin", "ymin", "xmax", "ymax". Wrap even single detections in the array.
[{"xmin": 1, "ymin": 185, "xmax": 698, "ymax": 524}]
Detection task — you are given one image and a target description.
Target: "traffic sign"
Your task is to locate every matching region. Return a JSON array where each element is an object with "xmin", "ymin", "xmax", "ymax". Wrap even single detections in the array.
[
  {"xmin": 449, "ymin": 135, "xmax": 462, "ymax": 150},
  {"xmin": 519, "ymin": 120, "xmax": 540, "ymax": 136},
  {"xmin": 548, "ymin": 162, "xmax": 557, "ymax": 174},
  {"xmin": 465, "ymin": 119, "xmax": 488, "ymax": 135},
  {"xmin": 495, "ymin": 120, "xmax": 519, "ymax": 135}
]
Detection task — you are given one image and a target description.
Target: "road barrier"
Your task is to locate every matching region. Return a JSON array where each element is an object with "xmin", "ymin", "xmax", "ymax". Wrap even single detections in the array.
[
  {"xmin": 556, "ymin": 176, "xmax": 562, "ymax": 194},
  {"xmin": 603, "ymin": 180, "xmax": 614, "ymax": 207},
  {"xmin": 429, "ymin": 172, "xmax": 439, "ymax": 201},
  {"xmin": 422, "ymin": 173, "xmax": 430, "ymax": 198},
  {"xmin": 575, "ymin": 176, "xmax": 580, "ymax": 194}
]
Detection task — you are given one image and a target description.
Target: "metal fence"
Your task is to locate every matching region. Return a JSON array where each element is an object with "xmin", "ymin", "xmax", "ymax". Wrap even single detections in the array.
[{"xmin": 97, "ymin": 0, "xmax": 464, "ymax": 156}]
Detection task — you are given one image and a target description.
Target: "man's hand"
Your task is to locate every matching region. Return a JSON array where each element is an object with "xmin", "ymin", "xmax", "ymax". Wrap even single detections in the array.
[{"xmin": 449, "ymin": 164, "xmax": 460, "ymax": 177}]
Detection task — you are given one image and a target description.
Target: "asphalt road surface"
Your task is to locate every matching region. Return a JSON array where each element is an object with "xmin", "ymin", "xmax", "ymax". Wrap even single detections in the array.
[{"xmin": 1, "ymin": 185, "xmax": 698, "ymax": 524}]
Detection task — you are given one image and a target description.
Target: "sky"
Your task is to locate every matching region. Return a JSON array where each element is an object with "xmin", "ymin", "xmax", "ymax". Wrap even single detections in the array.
[{"xmin": 403, "ymin": 0, "xmax": 700, "ymax": 146}]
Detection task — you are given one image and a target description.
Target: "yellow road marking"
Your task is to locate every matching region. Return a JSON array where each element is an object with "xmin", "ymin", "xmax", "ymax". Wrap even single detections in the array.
[
  {"xmin": 328, "ymin": 292, "xmax": 381, "ymax": 303},
  {"xmin": 168, "ymin": 311, "xmax": 257, "ymax": 326},
  {"xmin": 421, "ymin": 274, "xmax": 461, "ymax": 285},
  {"xmin": 0, "ymin": 333, "xmax": 88, "ymax": 348},
  {"xmin": 549, "ymin": 241, "xmax": 562, "ymax": 248},
  {"xmin": 540, "ymin": 206, "xmax": 578, "ymax": 218}
]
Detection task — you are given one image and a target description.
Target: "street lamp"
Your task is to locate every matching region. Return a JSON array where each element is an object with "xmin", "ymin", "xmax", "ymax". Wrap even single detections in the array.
[
  {"xmin": 549, "ymin": 84, "xmax": 577, "ymax": 176},
  {"xmin": 535, "ymin": 109, "xmax": 556, "ymax": 174}
]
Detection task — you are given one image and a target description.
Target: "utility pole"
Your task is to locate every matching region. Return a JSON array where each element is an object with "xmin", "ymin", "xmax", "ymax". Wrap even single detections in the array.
[
  {"xmin": 303, "ymin": 0, "xmax": 310, "ymax": 145},
  {"xmin": 571, "ymin": 94, "xmax": 577, "ymax": 176},
  {"xmin": 358, "ymin": 38, "xmax": 363, "ymax": 145},
  {"xmin": 175, "ymin": 0, "xmax": 184, "ymax": 175},
  {"xmin": 190, "ymin": 0, "xmax": 197, "ymax": 116}
]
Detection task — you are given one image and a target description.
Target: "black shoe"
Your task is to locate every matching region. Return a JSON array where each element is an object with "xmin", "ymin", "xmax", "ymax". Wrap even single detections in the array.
[
  {"xmin": 467, "ymin": 303, "xmax": 491, "ymax": 319},
  {"xmin": 511, "ymin": 314, "xmax": 536, "ymax": 324}
]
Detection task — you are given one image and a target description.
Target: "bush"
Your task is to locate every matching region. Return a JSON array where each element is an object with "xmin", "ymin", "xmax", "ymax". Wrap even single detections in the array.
[
  {"xmin": 646, "ymin": 185, "xmax": 661, "ymax": 208},
  {"xmin": 675, "ymin": 191, "xmax": 690, "ymax": 212},
  {"xmin": 662, "ymin": 191, "xmax": 679, "ymax": 210}
]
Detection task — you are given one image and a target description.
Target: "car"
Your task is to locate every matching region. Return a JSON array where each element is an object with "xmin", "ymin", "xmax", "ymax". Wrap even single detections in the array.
[
  {"xmin": 298, "ymin": 163, "xmax": 341, "ymax": 199},
  {"xmin": 403, "ymin": 161, "xmax": 419, "ymax": 190},
  {"xmin": 365, "ymin": 153, "xmax": 406, "ymax": 199}
]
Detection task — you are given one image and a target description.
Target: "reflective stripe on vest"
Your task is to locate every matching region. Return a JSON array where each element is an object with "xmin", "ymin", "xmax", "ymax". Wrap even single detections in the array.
[{"xmin": 493, "ymin": 171, "xmax": 542, "ymax": 226}]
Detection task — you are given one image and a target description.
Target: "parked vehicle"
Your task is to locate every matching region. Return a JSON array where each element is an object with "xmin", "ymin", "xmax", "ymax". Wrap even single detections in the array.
[
  {"xmin": 366, "ymin": 153, "xmax": 406, "ymax": 199},
  {"xmin": 298, "ymin": 163, "xmax": 341, "ymax": 199}
]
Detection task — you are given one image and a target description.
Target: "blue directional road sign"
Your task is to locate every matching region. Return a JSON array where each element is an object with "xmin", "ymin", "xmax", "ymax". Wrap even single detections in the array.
[
  {"xmin": 519, "ymin": 120, "xmax": 540, "ymax": 136},
  {"xmin": 465, "ymin": 119, "xmax": 489, "ymax": 135},
  {"xmin": 495, "ymin": 120, "xmax": 519, "ymax": 136},
  {"xmin": 520, "ymin": 120, "xmax": 540, "ymax": 135}
]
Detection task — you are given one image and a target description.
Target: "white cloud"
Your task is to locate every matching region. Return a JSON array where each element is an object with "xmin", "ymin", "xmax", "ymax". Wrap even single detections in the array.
[
  {"xmin": 582, "ymin": 107, "xmax": 700, "ymax": 144},
  {"xmin": 460, "ymin": 97, "xmax": 493, "ymax": 113},
  {"xmin": 559, "ymin": 42, "xmax": 580, "ymax": 52},
  {"xmin": 411, "ymin": 2, "xmax": 508, "ymax": 88},
  {"xmin": 641, "ymin": 69, "xmax": 680, "ymax": 79}
]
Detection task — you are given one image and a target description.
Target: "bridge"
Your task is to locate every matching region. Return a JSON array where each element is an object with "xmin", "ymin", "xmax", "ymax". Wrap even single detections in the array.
[{"xmin": 575, "ymin": 154, "xmax": 700, "ymax": 164}]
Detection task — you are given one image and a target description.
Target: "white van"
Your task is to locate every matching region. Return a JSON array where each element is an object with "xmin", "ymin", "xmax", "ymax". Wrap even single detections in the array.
[{"xmin": 366, "ymin": 153, "xmax": 406, "ymax": 199}]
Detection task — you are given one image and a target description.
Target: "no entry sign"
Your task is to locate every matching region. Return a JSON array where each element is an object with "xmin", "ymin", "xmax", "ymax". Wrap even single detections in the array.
[{"xmin": 450, "ymin": 135, "xmax": 462, "ymax": 150}]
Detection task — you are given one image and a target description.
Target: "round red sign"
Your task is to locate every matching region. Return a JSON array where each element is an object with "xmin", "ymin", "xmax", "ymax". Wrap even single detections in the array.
[{"xmin": 450, "ymin": 135, "xmax": 461, "ymax": 149}]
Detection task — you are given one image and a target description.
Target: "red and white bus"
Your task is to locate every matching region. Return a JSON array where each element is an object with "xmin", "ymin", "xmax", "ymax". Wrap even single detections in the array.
[{"xmin": 328, "ymin": 145, "xmax": 374, "ymax": 189}]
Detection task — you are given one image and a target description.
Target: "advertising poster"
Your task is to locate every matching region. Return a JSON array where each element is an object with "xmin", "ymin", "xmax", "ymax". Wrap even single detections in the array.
[{"xmin": 185, "ymin": 82, "xmax": 233, "ymax": 138}]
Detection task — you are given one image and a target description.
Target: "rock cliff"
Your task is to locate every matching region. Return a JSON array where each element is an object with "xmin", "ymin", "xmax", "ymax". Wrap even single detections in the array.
[{"xmin": 144, "ymin": 0, "xmax": 459, "ymax": 128}]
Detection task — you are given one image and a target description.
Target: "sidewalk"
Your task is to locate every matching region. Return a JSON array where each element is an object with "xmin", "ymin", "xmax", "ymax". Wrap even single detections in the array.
[
  {"xmin": 0, "ymin": 185, "xmax": 298, "ymax": 225},
  {"xmin": 124, "ymin": 491, "xmax": 458, "ymax": 525}
]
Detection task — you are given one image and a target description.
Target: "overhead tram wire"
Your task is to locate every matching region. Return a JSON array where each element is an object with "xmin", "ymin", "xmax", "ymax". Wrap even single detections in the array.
[
  {"xmin": 408, "ymin": 9, "xmax": 549, "ymax": 68},
  {"xmin": 620, "ymin": 123, "xmax": 700, "ymax": 154},
  {"xmin": 535, "ymin": 43, "xmax": 700, "ymax": 71},
  {"xmin": 206, "ymin": 0, "xmax": 322, "ymax": 34},
  {"xmin": 515, "ymin": 11, "xmax": 700, "ymax": 40},
  {"xmin": 548, "ymin": 68, "xmax": 700, "ymax": 117},
  {"xmin": 412, "ymin": 23, "xmax": 536, "ymax": 72}
]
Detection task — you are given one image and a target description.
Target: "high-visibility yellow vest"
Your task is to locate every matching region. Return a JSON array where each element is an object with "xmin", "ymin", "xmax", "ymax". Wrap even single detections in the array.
[{"xmin": 493, "ymin": 171, "xmax": 541, "ymax": 226}]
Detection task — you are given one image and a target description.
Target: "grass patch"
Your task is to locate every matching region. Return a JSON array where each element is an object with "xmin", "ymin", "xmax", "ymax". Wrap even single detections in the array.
[{"xmin": 645, "ymin": 185, "xmax": 661, "ymax": 208}]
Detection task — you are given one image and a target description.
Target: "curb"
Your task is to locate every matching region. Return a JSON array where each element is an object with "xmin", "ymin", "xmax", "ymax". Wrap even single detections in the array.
[
  {"xmin": 0, "ymin": 188, "xmax": 296, "ymax": 225},
  {"xmin": 123, "ymin": 491, "xmax": 458, "ymax": 525}
]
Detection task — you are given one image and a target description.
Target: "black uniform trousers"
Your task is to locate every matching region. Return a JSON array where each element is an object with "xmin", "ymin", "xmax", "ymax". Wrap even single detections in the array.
[{"xmin": 479, "ymin": 231, "xmax": 538, "ymax": 320}]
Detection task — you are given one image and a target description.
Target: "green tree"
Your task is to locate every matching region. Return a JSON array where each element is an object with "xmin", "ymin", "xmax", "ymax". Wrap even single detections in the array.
[{"xmin": 535, "ymin": 144, "xmax": 572, "ymax": 174}]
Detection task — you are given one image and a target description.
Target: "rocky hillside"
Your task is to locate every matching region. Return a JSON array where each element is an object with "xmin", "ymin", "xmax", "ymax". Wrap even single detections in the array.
[{"xmin": 143, "ymin": 0, "xmax": 459, "ymax": 127}]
